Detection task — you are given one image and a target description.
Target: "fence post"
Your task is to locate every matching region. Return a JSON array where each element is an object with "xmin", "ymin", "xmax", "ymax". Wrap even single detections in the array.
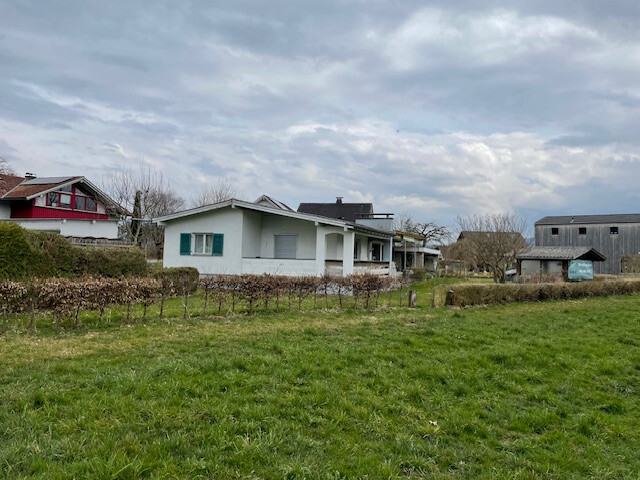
[
  {"xmin": 445, "ymin": 289, "xmax": 455, "ymax": 306},
  {"xmin": 409, "ymin": 290, "xmax": 417, "ymax": 308}
]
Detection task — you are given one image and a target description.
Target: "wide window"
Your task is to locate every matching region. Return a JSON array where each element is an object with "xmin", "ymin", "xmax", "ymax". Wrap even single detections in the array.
[
  {"xmin": 274, "ymin": 235, "xmax": 297, "ymax": 259},
  {"xmin": 45, "ymin": 184, "xmax": 98, "ymax": 212},
  {"xmin": 193, "ymin": 233, "xmax": 213, "ymax": 254}
]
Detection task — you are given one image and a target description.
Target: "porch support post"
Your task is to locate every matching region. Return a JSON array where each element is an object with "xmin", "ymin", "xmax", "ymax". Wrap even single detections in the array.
[
  {"xmin": 315, "ymin": 227, "xmax": 326, "ymax": 275},
  {"xmin": 342, "ymin": 230, "xmax": 354, "ymax": 276},
  {"xmin": 388, "ymin": 238, "xmax": 394, "ymax": 272}
]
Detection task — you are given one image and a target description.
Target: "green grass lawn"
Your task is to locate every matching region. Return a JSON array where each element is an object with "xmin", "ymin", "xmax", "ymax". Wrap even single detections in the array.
[{"xmin": 2, "ymin": 295, "xmax": 639, "ymax": 479}]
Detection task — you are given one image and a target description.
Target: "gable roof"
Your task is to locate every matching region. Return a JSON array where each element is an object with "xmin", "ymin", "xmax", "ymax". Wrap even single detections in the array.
[
  {"xmin": 0, "ymin": 174, "xmax": 25, "ymax": 197},
  {"xmin": 156, "ymin": 197, "xmax": 394, "ymax": 237},
  {"xmin": 1, "ymin": 176, "xmax": 82, "ymax": 199},
  {"xmin": 517, "ymin": 246, "xmax": 606, "ymax": 262},
  {"xmin": 457, "ymin": 230, "xmax": 526, "ymax": 242},
  {"xmin": 253, "ymin": 195, "xmax": 294, "ymax": 211},
  {"xmin": 535, "ymin": 214, "xmax": 640, "ymax": 225},
  {"xmin": 297, "ymin": 201, "xmax": 373, "ymax": 222},
  {"xmin": 0, "ymin": 175, "xmax": 126, "ymax": 214}
]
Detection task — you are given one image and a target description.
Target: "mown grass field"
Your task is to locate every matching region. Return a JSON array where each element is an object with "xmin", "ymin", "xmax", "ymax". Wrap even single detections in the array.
[{"xmin": 2, "ymin": 291, "xmax": 639, "ymax": 478}]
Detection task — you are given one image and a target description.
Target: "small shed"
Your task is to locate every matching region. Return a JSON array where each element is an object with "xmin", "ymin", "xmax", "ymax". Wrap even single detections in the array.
[{"xmin": 516, "ymin": 246, "xmax": 606, "ymax": 281}]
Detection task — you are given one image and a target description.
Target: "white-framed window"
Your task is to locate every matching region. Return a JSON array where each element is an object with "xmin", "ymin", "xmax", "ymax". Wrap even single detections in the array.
[{"xmin": 193, "ymin": 233, "xmax": 213, "ymax": 255}]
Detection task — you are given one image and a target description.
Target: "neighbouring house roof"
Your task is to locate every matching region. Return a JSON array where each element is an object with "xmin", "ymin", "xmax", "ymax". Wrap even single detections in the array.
[
  {"xmin": 535, "ymin": 214, "xmax": 640, "ymax": 225},
  {"xmin": 0, "ymin": 175, "xmax": 127, "ymax": 215},
  {"xmin": 457, "ymin": 230, "xmax": 526, "ymax": 242},
  {"xmin": 253, "ymin": 195, "xmax": 294, "ymax": 211},
  {"xmin": 156, "ymin": 197, "xmax": 394, "ymax": 237},
  {"xmin": 297, "ymin": 200, "xmax": 373, "ymax": 222},
  {"xmin": 395, "ymin": 230, "xmax": 426, "ymax": 242},
  {"xmin": 0, "ymin": 174, "xmax": 25, "ymax": 197},
  {"xmin": 517, "ymin": 246, "xmax": 606, "ymax": 262},
  {"xmin": 1, "ymin": 176, "xmax": 83, "ymax": 199}
]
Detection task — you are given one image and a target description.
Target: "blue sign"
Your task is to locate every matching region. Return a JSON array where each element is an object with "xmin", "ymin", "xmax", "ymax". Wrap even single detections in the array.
[{"xmin": 568, "ymin": 260, "xmax": 594, "ymax": 280}]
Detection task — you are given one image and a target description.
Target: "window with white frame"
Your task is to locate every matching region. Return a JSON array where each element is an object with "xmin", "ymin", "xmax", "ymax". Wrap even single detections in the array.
[{"xmin": 193, "ymin": 233, "xmax": 213, "ymax": 254}]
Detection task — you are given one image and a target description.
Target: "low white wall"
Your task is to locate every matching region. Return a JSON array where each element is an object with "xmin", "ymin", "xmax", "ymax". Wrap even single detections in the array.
[
  {"xmin": 9, "ymin": 219, "xmax": 119, "ymax": 238},
  {"xmin": 241, "ymin": 258, "xmax": 317, "ymax": 276}
]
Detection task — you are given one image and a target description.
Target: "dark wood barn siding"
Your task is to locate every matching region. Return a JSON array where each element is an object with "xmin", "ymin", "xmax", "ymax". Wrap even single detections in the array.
[{"xmin": 535, "ymin": 223, "xmax": 640, "ymax": 275}]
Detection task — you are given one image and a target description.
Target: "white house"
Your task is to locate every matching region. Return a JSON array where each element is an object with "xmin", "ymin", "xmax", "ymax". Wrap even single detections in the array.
[{"xmin": 156, "ymin": 195, "xmax": 395, "ymax": 276}]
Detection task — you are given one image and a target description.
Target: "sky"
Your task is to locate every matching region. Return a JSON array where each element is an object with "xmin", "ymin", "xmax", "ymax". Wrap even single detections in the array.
[{"xmin": 1, "ymin": 1, "xmax": 640, "ymax": 230}]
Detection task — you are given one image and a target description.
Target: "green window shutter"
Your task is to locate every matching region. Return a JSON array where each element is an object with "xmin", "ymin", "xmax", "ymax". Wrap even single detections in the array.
[
  {"xmin": 212, "ymin": 234, "xmax": 224, "ymax": 256},
  {"xmin": 180, "ymin": 233, "xmax": 191, "ymax": 255}
]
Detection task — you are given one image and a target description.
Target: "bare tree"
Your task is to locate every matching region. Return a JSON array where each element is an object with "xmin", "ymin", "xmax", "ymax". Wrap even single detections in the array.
[
  {"xmin": 452, "ymin": 212, "xmax": 529, "ymax": 283},
  {"xmin": 0, "ymin": 156, "xmax": 16, "ymax": 175},
  {"xmin": 192, "ymin": 179, "xmax": 238, "ymax": 207},
  {"xmin": 394, "ymin": 212, "xmax": 451, "ymax": 245},
  {"xmin": 103, "ymin": 165, "xmax": 185, "ymax": 257}
]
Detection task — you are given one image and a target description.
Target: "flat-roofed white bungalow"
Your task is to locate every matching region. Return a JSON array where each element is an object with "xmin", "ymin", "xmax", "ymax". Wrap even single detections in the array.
[{"xmin": 155, "ymin": 195, "xmax": 395, "ymax": 276}]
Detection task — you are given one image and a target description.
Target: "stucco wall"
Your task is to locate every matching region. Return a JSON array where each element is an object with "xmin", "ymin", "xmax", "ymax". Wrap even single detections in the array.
[
  {"xmin": 163, "ymin": 207, "xmax": 243, "ymax": 274},
  {"xmin": 241, "ymin": 258, "xmax": 317, "ymax": 276},
  {"xmin": 259, "ymin": 214, "xmax": 317, "ymax": 259},
  {"xmin": 9, "ymin": 219, "xmax": 118, "ymax": 238},
  {"xmin": 242, "ymin": 210, "xmax": 262, "ymax": 257}
]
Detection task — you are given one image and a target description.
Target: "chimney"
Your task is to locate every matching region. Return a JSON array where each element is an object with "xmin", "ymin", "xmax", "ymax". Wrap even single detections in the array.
[
  {"xmin": 25, "ymin": 172, "xmax": 36, "ymax": 179},
  {"xmin": 336, "ymin": 196, "xmax": 343, "ymax": 205}
]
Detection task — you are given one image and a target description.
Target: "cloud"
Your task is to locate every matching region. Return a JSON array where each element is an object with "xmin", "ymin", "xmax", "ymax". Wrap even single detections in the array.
[{"xmin": 0, "ymin": 1, "xmax": 639, "ymax": 227}]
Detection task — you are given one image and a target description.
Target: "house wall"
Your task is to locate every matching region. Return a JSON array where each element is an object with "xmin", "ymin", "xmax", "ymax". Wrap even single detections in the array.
[
  {"xmin": 0, "ymin": 202, "xmax": 10, "ymax": 219},
  {"xmin": 535, "ymin": 223, "xmax": 640, "ymax": 275},
  {"xmin": 259, "ymin": 214, "xmax": 317, "ymax": 259},
  {"xmin": 9, "ymin": 219, "xmax": 119, "ymax": 238},
  {"xmin": 163, "ymin": 207, "xmax": 243, "ymax": 274},
  {"xmin": 241, "ymin": 258, "xmax": 317, "ymax": 276},
  {"xmin": 325, "ymin": 233, "xmax": 344, "ymax": 260},
  {"xmin": 242, "ymin": 210, "xmax": 262, "ymax": 257}
]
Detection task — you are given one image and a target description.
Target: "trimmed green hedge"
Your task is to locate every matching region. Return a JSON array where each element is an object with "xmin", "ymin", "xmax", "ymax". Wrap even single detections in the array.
[
  {"xmin": 0, "ymin": 223, "xmax": 147, "ymax": 279},
  {"xmin": 444, "ymin": 281, "xmax": 640, "ymax": 307}
]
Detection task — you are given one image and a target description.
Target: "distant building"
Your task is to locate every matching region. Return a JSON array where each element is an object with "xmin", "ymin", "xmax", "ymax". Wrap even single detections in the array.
[
  {"xmin": 516, "ymin": 246, "xmax": 606, "ymax": 281},
  {"xmin": 535, "ymin": 214, "xmax": 640, "ymax": 275},
  {"xmin": 0, "ymin": 173, "xmax": 124, "ymax": 239}
]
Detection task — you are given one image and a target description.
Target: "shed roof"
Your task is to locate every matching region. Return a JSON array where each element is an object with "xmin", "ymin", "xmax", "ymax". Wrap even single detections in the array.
[
  {"xmin": 297, "ymin": 201, "xmax": 373, "ymax": 222},
  {"xmin": 517, "ymin": 246, "xmax": 606, "ymax": 262},
  {"xmin": 535, "ymin": 214, "xmax": 640, "ymax": 225}
]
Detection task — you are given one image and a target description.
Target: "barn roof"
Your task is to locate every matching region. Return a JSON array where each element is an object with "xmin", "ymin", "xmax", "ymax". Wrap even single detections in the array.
[
  {"xmin": 535, "ymin": 214, "xmax": 640, "ymax": 225},
  {"xmin": 517, "ymin": 246, "xmax": 606, "ymax": 262}
]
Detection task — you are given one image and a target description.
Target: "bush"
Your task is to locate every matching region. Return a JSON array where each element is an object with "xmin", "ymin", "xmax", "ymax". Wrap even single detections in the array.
[
  {"xmin": 75, "ymin": 247, "xmax": 147, "ymax": 277},
  {"xmin": 444, "ymin": 280, "xmax": 640, "ymax": 307},
  {"xmin": 0, "ymin": 224, "xmax": 147, "ymax": 279},
  {"xmin": 0, "ymin": 223, "xmax": 41, "ymax": 280}
]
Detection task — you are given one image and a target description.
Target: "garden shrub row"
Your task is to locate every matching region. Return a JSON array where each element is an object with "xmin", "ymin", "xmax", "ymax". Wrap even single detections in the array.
[
  {"xmin": 0, "ymin": 271, "xmax": 402, "ymax": 332},
  {"xmin": 444, "ymin": 280, "xmax": 640, "ymax": 307},
  {"xmin": 0, "ymin": 223, "xmax": 147, "ymax": 279}
]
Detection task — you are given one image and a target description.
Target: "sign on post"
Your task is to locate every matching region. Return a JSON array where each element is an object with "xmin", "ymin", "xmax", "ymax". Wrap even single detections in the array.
[{"xmin": 568, "ymin": 260, "xmax": 593, "ymax": 280}]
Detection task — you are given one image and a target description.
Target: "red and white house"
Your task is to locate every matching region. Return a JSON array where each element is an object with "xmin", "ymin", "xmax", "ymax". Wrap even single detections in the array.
[{"xmin": 0, "ymin": 174, "xmax": 124, "ymax": 239}]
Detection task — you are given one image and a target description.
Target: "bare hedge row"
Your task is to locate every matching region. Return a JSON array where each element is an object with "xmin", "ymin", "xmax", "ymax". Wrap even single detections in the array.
[
  {"xmin": 0, "ymin": 269, "xmax": 406, "ymax": 331},
  {"xmin": 444, "ymin": 280, "xmax": 640, "ymax": 307}
]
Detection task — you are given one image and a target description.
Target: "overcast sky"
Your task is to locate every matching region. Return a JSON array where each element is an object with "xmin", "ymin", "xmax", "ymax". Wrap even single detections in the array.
[{"xmin": 1, "ymin": 1, "xmax": 640, "ymax": 228}]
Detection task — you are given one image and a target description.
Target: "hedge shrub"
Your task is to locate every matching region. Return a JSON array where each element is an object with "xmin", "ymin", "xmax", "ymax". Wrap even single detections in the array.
[
  {"xmin": 444, "ymin": 281, "xmax": 640, "ymax": 307},
  {"xmin": 0, "ymin": 224, "xmax": 147, "ymax": 279}
]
